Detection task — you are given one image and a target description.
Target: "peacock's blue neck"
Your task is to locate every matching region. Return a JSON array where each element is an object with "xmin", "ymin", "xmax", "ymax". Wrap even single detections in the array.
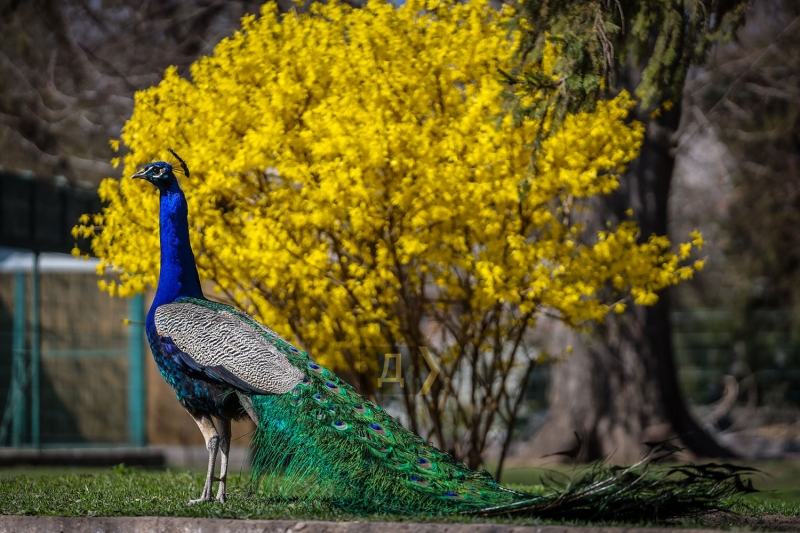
[{"xmin": 150, "ymin": 180, "xmax": 204, "ymax": 317}]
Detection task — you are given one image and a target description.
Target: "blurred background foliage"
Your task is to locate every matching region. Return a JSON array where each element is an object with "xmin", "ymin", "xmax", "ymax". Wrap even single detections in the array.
[{"xmin": 666, "ymin": 0, "xmax": 800, "ymax": 457}]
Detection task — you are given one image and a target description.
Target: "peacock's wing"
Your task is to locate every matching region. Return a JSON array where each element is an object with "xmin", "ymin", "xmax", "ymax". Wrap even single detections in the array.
[{"xmin": 154, "ymin": 297, "xmax": 304, "ymax": 395}]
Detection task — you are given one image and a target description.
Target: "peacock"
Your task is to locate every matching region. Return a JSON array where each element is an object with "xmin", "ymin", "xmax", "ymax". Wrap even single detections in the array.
[{"xmin": 133, "ymin": 151, "xmax": 753, "ymax": 518}]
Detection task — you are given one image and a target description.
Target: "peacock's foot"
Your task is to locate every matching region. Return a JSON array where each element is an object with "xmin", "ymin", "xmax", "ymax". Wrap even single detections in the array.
[{"xmin": 188, "ymin": 492, "xmax": 216, "ymax": 505}]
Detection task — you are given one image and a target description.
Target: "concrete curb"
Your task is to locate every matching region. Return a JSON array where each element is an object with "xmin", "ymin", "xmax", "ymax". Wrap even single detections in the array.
[{"xmin": 0, "ymin": 516, "xmax": 743, "ymax": 533}]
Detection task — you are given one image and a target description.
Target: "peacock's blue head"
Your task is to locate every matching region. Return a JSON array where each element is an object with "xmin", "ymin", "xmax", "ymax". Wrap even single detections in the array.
[
  {"xmin": 131, "ymin": 150, "xmax": 190, "ymax": 188},
  {"xmin": 131, "ymin": 161, "xmax": 175, "ymax": 187}
]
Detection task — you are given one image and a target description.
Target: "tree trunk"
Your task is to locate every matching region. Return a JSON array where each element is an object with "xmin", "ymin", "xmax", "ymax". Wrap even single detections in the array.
[{"xmin": 527, "ymin": 96, "xmax": 733, "ymax": 463}]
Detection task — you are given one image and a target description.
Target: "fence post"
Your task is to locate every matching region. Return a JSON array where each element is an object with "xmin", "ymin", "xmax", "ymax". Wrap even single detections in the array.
[
  {"xmin": 11, "ymin": 270, "xmax": 26, "ymax": 446},
  {"xmin": 128, "ymin": 294, "xmax": 145, "ymax": 446},
  {"xmin": 30, "ymin": 252, "xmax": 40, "ymax": 448}
]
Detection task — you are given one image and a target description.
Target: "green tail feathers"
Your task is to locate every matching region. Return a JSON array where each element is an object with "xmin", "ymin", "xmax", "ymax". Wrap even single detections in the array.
[
  {"xmin": 248, "ymin": 349, "xmax": 754, "ymax": 518},
  {"xmin": 248, "ymin": 351, "xmax": 516, "ymax": 514}
]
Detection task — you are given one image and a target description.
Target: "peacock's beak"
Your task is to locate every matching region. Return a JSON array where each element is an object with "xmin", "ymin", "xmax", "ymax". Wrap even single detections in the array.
[{"xmin": 131, "ymin": 169, "xmax": 148, "ymax": 180}]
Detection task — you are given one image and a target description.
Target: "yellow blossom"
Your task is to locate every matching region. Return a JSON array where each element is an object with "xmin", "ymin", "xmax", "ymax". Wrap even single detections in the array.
[
  {"xmin": 75, "ymin": 0, "xmax": 702, "ymax": 376},
  {"xmin": 690, "ymin": 230, "xmax": 705, "ymax": 249}
]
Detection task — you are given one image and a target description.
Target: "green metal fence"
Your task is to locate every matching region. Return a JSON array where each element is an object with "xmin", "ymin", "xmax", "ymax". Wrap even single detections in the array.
[
  {"xmin": 673, "ymin": 308, "xmax": 800, "ymax": 409},
  {"xmin": 0, "ymin": 249, "xmax": 145, "ymax": 447}
]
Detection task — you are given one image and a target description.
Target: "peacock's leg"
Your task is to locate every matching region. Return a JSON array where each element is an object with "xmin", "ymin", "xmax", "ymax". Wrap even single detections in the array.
[
  {"xmin": 215, "ymin": 417, "xmax": 231, "ymax": 503},
  {"xmin": 187, "ymin": 409, "xmax": 219, "ymax": 504}
]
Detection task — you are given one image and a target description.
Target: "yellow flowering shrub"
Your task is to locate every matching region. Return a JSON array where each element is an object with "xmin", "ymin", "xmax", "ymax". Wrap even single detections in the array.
[{"xmin": 75, "ymin": 0, "xmax": 702, "ymax": 460}]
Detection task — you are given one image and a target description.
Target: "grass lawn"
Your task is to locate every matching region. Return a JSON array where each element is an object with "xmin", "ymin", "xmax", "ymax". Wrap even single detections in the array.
[{"xmin": 1, "ymin": 461, "xmax": 799, "ymax": 529}]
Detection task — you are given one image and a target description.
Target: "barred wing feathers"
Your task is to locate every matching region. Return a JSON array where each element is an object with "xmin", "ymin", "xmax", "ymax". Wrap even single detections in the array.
[{"xmin": 154, "ymin": 297, "xmax": 304, "ymax": 395}]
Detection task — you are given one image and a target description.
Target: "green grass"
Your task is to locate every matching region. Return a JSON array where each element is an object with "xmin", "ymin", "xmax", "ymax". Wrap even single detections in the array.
[
  {"xmin": 0, "ymin": 467, "xmax": 557, "ymax": 525},
  {"xmin": 0, "ymin": 462, "xmax": 798, "ymax": 529},
  {"xmin": 0, "ymin": 468, "xmax": 345, "ymax": 521}
]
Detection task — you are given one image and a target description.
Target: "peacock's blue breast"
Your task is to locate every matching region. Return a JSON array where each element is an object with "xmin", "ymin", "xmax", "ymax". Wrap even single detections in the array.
[{"xmin": 145, "ymin": 327, "xmax": 238, "ymax": 418}]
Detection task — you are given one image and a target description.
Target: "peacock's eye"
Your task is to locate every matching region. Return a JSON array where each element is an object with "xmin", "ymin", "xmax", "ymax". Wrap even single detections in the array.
[{"xmin": 153, "ymin": 167, "xmax": 164, "ymax": 177}]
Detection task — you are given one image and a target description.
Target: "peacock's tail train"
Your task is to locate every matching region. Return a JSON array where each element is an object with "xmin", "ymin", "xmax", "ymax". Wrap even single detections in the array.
[
  {"xmin": 248, "ymin": 346, "xmax": 516, "ymax": 514},
  {"xmin": 248, "ymin": 346, "xmax": 753, "ymax": 518}
]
